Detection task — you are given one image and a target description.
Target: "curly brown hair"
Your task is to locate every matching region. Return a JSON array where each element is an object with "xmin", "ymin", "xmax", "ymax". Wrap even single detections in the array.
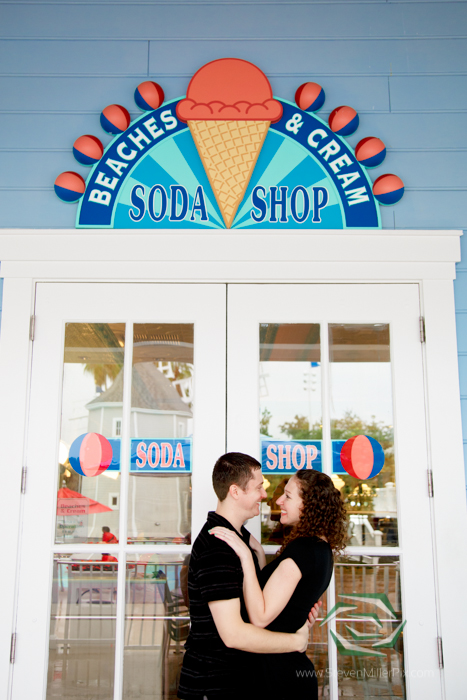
[{"xmin": 279, "ymin": 470, "xmax": 347, "ymax": 555}]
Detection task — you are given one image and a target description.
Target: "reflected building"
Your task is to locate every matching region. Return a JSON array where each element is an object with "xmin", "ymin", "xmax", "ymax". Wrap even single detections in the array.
[{"xmin": 81, "ymin": 362, "xmax": 192, "ymax": 543}]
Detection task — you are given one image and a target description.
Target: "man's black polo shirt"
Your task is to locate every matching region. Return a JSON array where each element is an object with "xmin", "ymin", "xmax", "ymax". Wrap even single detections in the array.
[{"xmin": 177, "ymin": 511, "xmax": 261, "ymax": 700}]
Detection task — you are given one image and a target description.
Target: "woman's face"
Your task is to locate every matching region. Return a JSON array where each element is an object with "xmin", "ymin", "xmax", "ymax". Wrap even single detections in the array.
[{"xmin": 276, "ymin": 476, "xmax": 303, "ymax": 526}]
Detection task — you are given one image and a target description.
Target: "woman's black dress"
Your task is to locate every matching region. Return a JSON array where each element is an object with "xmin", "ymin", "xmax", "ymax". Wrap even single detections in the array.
[{"xmin": 258, "ymin": 536, "xmax": 333, "ymax": 699}]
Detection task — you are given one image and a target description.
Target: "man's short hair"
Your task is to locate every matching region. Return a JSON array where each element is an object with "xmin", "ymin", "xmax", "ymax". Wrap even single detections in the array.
[{"xmin": 213, "ymin": 452, "xmax": 261, "ymax": 501}]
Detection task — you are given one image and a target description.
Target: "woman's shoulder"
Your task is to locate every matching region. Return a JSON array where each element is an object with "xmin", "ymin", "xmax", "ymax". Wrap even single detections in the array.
[
  {"xmin": 284, "ymin": 535, "xmax": 330, "ymax": 551},
  {"xmin": 281, "ymin": 536, "xmax": 332, "ymax": 568}
]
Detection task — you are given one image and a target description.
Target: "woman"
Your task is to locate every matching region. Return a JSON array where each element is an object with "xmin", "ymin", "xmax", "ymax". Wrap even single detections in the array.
[{"xmin": 210, "ymin": 469, "xmax": 347, "ymax": 699}]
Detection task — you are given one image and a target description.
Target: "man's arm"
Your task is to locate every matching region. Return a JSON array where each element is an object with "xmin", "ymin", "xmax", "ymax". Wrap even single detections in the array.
[{"xmin": 208, "ymin": 598, "xmax": 309, "ymax": 654}]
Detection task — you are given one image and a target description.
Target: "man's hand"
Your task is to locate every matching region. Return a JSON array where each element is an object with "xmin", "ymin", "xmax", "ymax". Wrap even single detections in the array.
[
  {"xmin": 294, "ymin": 601, "xmax": 322, "ymax": 653},
  {"xmin": 308, "ymin": 600, "xmax": 322, "ymax": 627},
  {"xmin": 294, "ymin": 619, "xmax": 311, "ymax": 653}
]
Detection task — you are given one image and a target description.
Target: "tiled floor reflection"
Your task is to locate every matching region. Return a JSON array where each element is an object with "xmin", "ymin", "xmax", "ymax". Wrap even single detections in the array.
[
  {"xmin": 48, "ymin": 555, "xmax": 404, "ymax": 699},
  {"xmin": 47, "ymin": 557, "xmax": 117, "ymax": 699},
  {"xmin": 47, "ymin": 557, "xmax": 188, "ymax": 700},
  {"xmin": 123, "ymin": 557, "xmax": 189, "ymax": 699}
]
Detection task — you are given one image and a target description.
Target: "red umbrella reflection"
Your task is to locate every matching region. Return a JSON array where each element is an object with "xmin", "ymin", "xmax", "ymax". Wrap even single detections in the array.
[{"xmin": 57, "ymin": 487, "xmax": 113, "ymax": 515}]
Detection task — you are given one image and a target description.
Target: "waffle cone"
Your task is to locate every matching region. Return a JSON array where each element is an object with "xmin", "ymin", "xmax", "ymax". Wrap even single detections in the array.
[{"xmin": 188, "ymin": 120, "xmax": 270, "ymax": 228}]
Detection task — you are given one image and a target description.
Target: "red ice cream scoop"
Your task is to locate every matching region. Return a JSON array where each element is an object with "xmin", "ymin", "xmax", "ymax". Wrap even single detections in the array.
[{"xmin": 176, "ymin": 58, "xmax": 283, "ymax": 122}]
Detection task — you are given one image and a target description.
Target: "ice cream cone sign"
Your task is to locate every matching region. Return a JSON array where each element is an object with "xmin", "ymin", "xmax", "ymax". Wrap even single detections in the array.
[
  {"xmin": 176, "ymin": 59, "xmax": 283, "ymax": 229},
  {"xmin": 64, "ymin": 57, "xmax": 399, "ymax": 229}
]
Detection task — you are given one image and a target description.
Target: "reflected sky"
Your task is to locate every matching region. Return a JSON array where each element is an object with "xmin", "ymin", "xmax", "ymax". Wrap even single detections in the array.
[{"xmin": 260, "ymin": 361, "xmax": 392, "ymax": 440}]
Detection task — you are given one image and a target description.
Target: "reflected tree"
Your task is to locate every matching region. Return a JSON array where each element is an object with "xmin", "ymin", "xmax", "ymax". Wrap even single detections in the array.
[
  {"xmin": 260, "ymin": 408, "xmax": 273, "ymax": 437},
  {"xmin": 279, "ymin": 414, "xmax": 322, "ymax": 440},
  {"xmin": 84, "ymin": 363, "xmax": 122, "ymax": 389}
]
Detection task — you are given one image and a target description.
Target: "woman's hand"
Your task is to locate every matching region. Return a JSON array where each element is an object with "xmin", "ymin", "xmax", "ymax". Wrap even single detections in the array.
[
  {"xmin": 308, "ymin": 600, "xmax": 322, "ymax": 626},
  {"xmin": 209, "ymin": 527, "xmax": 253, "ymax": 564}
]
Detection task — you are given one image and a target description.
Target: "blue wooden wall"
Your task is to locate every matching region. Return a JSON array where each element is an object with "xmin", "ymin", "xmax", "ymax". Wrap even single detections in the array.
[{"xmin": 0, "ymin": 0, "xmax": 466, "ymax": 489}]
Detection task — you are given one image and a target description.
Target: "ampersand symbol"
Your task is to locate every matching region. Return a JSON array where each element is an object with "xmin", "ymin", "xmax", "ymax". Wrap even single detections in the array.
[{"xmin": 285, "ymin": 113, "xmax": 304, "ymax": 135}]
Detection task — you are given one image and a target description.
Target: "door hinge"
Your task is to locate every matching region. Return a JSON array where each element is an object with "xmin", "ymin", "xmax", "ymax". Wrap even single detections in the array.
[
  {"xmin": 427, "ymin": 469, "xmax": 434, "ymax": 498},
  {"xmin": 21, "ymin": 466, "xmax": 27, "ymax": 494},
  {"xmin": 419, "ymin": 316, "xmax": 426, "ymax": 343},
  {"xmin": 29, "ymin": 315, "xmax": 36, "ymax": 342},
  {"xmin": 437, "ymin": 636, "xmax": 444, "ymax": 669},
  {"xmin": 10, "ymin": 633, "xmax": 16, "ymax": 664}
]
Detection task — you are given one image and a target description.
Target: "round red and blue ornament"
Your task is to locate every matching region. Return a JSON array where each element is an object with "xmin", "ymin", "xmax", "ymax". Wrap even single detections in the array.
[
  {"xmin": 355, "ymin": 137, "xmax": 386, "ymax": 168},
  {"xmin": 134, "ymin": 81, "xmax": 165, "ymax": 111},
  {"xmin": 373, "ymin": 174, "xmax": 404, "ymax": 205},
  {"xmin": 328, "ymin": 106, "xmax": 359, "ymax": 136},
  {"xmin": 69, "ymin": 433, "xmax": 113, "ymax": 477},
  {"xmin": 54, "ymin": 171, "xmax": 86, "ymax": 203},
  {"xmin": 100, "ymin": 104, "xmax": 131, "ymax": 134},
  {"xmin": 295, "ymin": 82, "xmax": 325, "ymax": 113},
  {"xmin": 73, "ymin": 135, "xmax": 104, "ymax": 166},
  {"xmin": 340, "ymin": 435, "xmax": 385, "ymax": 480}
]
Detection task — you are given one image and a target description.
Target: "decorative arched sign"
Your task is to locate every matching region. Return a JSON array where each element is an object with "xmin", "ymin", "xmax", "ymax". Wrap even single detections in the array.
[{"xmin": 55, "ymin": 58, "xmax": 404, "ymax": 230}]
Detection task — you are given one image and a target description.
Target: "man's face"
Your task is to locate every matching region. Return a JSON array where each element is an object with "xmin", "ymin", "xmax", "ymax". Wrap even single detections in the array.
[{"xmin": 238, "ymin": 469, "xmax": 267, "ymax": 519}]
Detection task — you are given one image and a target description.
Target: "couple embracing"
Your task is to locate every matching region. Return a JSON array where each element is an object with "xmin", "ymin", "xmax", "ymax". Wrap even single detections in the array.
[{"xmin": 178, "ymin": 452, "xmax": 347, "ymax": 700}]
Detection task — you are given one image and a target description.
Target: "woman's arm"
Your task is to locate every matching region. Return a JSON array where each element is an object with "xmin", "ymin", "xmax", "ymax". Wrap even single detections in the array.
[{"xmin": 210, "ymin": 526, "xmax": 302, "ymax": 628}]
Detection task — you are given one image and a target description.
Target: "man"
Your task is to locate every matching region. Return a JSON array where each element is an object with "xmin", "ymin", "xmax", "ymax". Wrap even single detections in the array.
[{"xmin": 178, "ymin": 452, "xmax": 317, "ymax": 700}]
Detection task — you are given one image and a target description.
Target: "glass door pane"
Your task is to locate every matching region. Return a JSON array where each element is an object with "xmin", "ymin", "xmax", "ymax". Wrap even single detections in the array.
[
  {"xmin": 127, "ymin": 323, "xmax": 194, "ymax": 546},
  {"xmin": 258, "ymin": 323, "xmax": 322, "ymax": 544},
  {"xmin": 329, "ymin": 323, "xmax": 398, "ymax": 547},
  {"xmin": 56, "ymin": 322, "xmax": 125, "ymax": 545},
  {"xmin": 47, "ymin": 554, "xmax": 118, "ymax": 699},
  {"xmin": 123, "ymin": 553, "xmax": 189, "ymax": 699},
  {"xmin": 332, "ymin": 555, "xmax": 406, "ymax": 699}
]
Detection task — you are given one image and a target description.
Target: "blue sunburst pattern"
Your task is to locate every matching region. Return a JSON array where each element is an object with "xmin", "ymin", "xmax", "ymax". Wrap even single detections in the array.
[{"xmin": 77, "ymin": 97, "xmax": 379, "ymax": 229}]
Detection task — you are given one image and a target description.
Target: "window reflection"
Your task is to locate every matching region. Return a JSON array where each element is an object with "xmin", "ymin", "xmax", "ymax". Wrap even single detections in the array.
[
  {"xmin": 123, "ymin": 554, "xmax": 189, "ymax": 699},
  {"xmin": 56, "ymin": 323, "xmax": 124, "ymax": 544},
  {"xmin": 329, "ymin": 324, "xmax": 398, "ymax": 547},
  {"xmin": 127, "ymin": 324, "xmax": 193, "ymax": 545},
  {"xmin": 259, "ymin": 323, "xmax": 321, "ymax": 544},
  {"xmin": 47, "ymin": 553, "xmax": 118, "ymax": 699},
  {"xmin": 332, "ymin": 556, "xmax": 406, "ymax": 698},
  {"xmin": 291, "ymin": 556, "xmax": 406, "ymax": 699}
]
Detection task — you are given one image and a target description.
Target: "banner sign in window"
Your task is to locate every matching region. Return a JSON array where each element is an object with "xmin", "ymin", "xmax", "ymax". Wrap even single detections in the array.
[
  {"xmin": 107, "ymin": 439, "xmax": 121, "ymax": 471},
  {"xmin": 261, "ymin": 439, "xmax": 350, "ymax": 474},
  {"xmin": 332, "ymin": 440, "xmax": 346, "ymax": 474},
  {"xmin": 262, "ymin": 440, "xmax": 323, "ymax": 473},
  {"xmin": 130, "ymin": 438, "xmax": 192, "ymax": 473}
]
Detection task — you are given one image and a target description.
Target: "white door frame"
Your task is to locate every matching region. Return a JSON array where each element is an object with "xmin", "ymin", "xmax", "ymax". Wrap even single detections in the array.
[
  {"xmin": 11, "ymin": 282, "xmax": 227, "ymax": 699},
  {"xmin": 0, "ymin": 228, "xmax": 466, "ymax": 700}
]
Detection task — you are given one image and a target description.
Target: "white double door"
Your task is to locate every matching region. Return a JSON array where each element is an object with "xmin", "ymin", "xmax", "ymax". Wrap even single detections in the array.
[{"xmin": 13, "ymin": 282, "xmax": 441, "ymax": 700}]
